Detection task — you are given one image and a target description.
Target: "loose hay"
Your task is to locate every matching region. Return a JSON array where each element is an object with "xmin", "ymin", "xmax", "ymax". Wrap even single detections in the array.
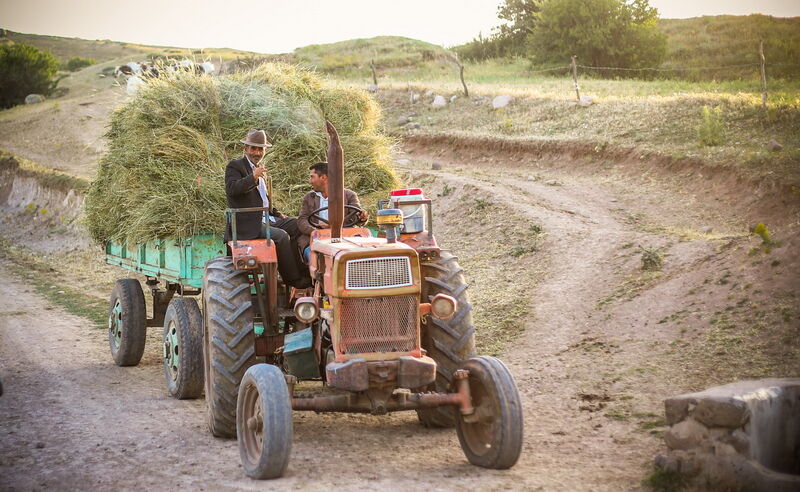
[{"xmin": 85, "ymin": 63, "xmax": 399, "ymax": 244}]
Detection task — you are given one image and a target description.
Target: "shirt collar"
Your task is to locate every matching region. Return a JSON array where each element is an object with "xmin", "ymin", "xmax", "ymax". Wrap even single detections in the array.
[
  {"xmin": 315, "ymin": 191, "xmax": 328, "ymax": 199},
  {"xmin": 245, "ymin": 155, "xmax": 258, "ymax": 169}
]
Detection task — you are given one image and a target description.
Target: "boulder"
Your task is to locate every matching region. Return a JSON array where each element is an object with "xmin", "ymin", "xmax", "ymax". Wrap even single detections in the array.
[
  {"xmin": 431, "ymin": 161, "xmax": 442, "ymax": 170},
  {"xmin": 450, "ymin": 95, "xmax": 458, "ymax": 103},
  {"xmin": 431, "ymin": 95, "xmax": 447, "ymax": 108},
  {"xmin": 768, "ymin": 139, "xmax": 783, "ymax": 152},
  {"xmin": 24, "ymin": 94, "xmax": 45, "ymax": 104},
  {"xmin": 492, "ymin": 95, "xmax": 512, "ymax": 109},
  {"xmin": 578, "ymin": 96, "xmax": 594, "ymax": 107},
  {"xmin": 367, "ymin": 84, "xmax": 379, "ymax": 93},
  {"xmin": 700, "ymin": 226, "xmax": 713, "ymax": 234},
  {"xmin": 397, "ymin": 116, "xmax": 409, "ymax": 126},
  {"xmin": 665, "ymin": 418, "xmax": 709, "ymax": 450}
]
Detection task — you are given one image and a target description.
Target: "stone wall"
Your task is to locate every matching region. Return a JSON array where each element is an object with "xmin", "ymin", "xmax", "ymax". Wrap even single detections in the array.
[{"xmin": 657, "ymin": 378, "xmax": 800, "ymax": 492}]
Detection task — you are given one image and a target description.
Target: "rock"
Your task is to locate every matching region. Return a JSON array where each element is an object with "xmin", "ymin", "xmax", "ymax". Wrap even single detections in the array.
[
  {"xmin": 431, "ymin": 162, "xmax": 442, "ymax": 170},
  {"xmin": 431, "ymin": 95, "xmax": 447, "ymax": 108},
  {"xmin": 544, "ymin": 180, "xmax": 559, "ymax": 186},
  {"xmin": 655, "ymin": 453, "xmax": 679, "ymax": 472},
  {"xmin": 404, "ymin": 122, "xmax": 421, "ymax": 130},
  {"xmin": 693, "ymin": 397, "xmax": 749, "ymax": 428},
  {"xmin": 397, "ymin": 116, "xmax": 409, "ymax": 126},
  {"xmin": 449, "ymin": 95, "xmax": 458, "ymax": 103},
  {"xmin": 665, "ymin": 418, "xmax": 708, "ymax": 450},
  {"xmin": 409, "ymin": 92, "xmax": 419, "ymax": 103},
  {"xmin": 424, "ymin": 89, "xmax": 435, "ymax": 97},
  {"xmin": 578, "ymin": 96, "xmax": 594, "ymax": 107},
  {"xmin": 567, "ymin": 101, "xmax": 578, "ymax": 108},
  {"xmin": 408, "ymin": 111, "xmax": 418, "ymax": 117},
  {"xmin": 35, "ymin": 442, "xmax": 45, "ymax": 449},
  {"xmin": 24, "ymin": 94, "xmax": 45, "ymax": 104},
  {"xmin": 492, "ymin": 95, "xmax": 512, "ymax": 109},
  {"xmin": 700, "ymin": 226, "xmax": 713, "ymax": 234},
  {"xmin": 713, "ymin": 442, "xmax": 738, "ymax": 457},
  {"xmin": 726, "ymin": 429, "xmax": 750, "ymax": 454},
  {"xmin": 394, "ymin": 159, "xmax": 411, "ymax": 166},
  {"xmin": 768, "ymin": 139, "xmax": 783, "ymax": 152},
  {"xmin": 367, "ymin": 84, "xmax": 378, "ymax": 93}
]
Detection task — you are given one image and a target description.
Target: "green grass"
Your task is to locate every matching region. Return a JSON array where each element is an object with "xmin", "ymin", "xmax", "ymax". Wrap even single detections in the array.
[
  {"xmin": 0, "ymin": 149, "xmax": 89, "ymax": 192},
  {"xmin": 643, "ymin": 467, "xmax": 688, "ymax": 491},
  {"xmin": 0, "ymin": 237, "xmax": 107, "ymax": 328}
]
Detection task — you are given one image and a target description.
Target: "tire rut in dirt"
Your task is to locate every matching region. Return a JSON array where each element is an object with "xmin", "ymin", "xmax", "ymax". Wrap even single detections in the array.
[
  {"xmin": 417, "ymin": 250, "xmax": 477, "ymax": 427},
  {"xmin": 108, "ymin": 278, "xmax": 147, "ymax": 366},
  {"xmin": 162, "ymin": 297, "xmax": 204, "ymax": 399},
  {"xmin": 202, "ymin": 257, "xmax": 257, "ymax": 438}
]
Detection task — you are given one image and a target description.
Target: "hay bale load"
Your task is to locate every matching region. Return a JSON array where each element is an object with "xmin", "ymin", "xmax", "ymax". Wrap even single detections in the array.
[{"xmin": 85, "ymin": 63, "xmax": 399, "ymax": 244}]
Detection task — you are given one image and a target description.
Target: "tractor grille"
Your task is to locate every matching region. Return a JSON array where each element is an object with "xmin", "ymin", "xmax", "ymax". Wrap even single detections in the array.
[
  {"xmin": 346, "ymin": 256, "xmax": 412, "ymax": 290},
  {"xmin": 338, "ymin": 296, "xmax": 417, "ymax": 354}
]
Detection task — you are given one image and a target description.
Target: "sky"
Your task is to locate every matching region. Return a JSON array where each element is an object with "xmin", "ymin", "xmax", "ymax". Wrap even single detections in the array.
[{"xmin": 1, "ymin": 0, "xmax": 798, "ymax": 54}]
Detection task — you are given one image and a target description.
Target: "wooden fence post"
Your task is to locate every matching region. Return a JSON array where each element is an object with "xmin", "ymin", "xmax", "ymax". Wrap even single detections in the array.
[
  {"xmin": 369, "ymin": 59, "xmax": 378, "ymax": 86},
  {"xmin": 450, "ymin": 52, "xmax": 469, "ymax": 98},
  {"xmin": 571, "ymin": 55, "xmax": 581, "ymax": 102},
  {"xmin": 759, "ymin": 41, "xmax": 768, "ymax": 108}
]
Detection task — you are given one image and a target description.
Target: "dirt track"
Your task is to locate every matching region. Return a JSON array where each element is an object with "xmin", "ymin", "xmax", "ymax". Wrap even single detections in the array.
[{"xmin": 1, "ymin": 142, "xmax": 798, "ymax": 490}]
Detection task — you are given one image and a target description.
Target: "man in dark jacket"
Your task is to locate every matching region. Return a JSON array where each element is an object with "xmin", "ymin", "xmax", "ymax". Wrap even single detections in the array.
[
  {"xmin": 225, "ymin": 129, "xmax": 309, "ymax": 288},
  {"xmin": 297, "ymin": 162, "xmax": 368, "ymax": 260}
]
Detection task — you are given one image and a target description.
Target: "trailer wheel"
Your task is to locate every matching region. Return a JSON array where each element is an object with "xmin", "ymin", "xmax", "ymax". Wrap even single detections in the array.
[
  {"xmin": 456, "ymin": 356, "xmax": 523, "ymax": 469},
  {"xmin": 108, "ymin": 278, "xmax": 147, "ymax": 367},
  {"xmin": 162, "ymin": 297, "xmax": 204, "ymax": 399},
  {"xmin": 202, "ymin": 257, "xmax": 257, "ymax": 438},
  {"xmin": 417, "ymin": 251, "xmax": 477, "ymax": 427},
  {"xmin": 237, "ymin": 363, "xmax": 293, "ymax": 479}
]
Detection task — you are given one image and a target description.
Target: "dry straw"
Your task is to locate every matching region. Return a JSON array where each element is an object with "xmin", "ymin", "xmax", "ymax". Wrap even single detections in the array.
[{"xmin": 85, "ymin": 63, "xmax": 399, "ymax": 243}]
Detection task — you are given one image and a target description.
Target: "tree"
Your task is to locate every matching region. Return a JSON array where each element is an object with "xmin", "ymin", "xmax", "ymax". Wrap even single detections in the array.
[
  {"xmin": 0, "ymin": 43, "xmax": 59, "ymax": 108},
  {"xmin": 529, "ymin": 0, "xmax": 667, "ymax": 71},
  {"xmin": 496, "ymin": 0, "xmax": 543, "ymax": 50},
  {"xmin": 64, "ymin": 56, "xmax": 96, "ymax": 72}
]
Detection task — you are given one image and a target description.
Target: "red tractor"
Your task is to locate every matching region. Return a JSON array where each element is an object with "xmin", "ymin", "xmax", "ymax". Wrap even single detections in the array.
[{"xmin": 200, "ymin": 122, "xmax": 523, "ymax": 478}]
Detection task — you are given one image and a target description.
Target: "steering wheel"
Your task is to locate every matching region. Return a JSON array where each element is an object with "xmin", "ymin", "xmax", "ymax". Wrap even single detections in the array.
[{"xmin": 308, "ymin": 204, "xmax": 366, "ymax": 229}]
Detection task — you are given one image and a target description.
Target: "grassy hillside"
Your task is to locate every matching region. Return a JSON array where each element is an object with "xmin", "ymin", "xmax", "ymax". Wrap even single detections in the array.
[
  {"xmin": 293, "ymin": 36, "xmax": 450, "ymax": 74},
  {"xmin": 0, "ymin": 29, "xmax": 260, "ymax": 64},
  {"xmin": 659, "ymin": 15, "xmax": 800, "ymax": 80}
]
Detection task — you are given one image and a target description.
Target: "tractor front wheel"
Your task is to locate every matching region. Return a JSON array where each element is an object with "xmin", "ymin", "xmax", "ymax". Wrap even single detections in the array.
[
  {"xmin": 202, "ymin": 257, "xmax": 257, "ymax": 438},
  {"xmin": 417, "ymin": 251, "xmax": 477, "ymax": 427},
  {"xmin": 108, "ymin": 278, "xmax": 147, "ymax": 366},
  {"xmin": 455, "ymin": 356, "xmax": 523, "ymax": 469},
  {"xmin": 237, "ymin": 363, "xmax": 293, "ymax": 479},
  {"xmin": 162, "ymin": 297, "xmax": 204, "ymax": 399}
]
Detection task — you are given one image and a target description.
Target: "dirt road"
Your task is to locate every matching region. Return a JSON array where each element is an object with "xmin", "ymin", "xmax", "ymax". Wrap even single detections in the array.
[{"xmin": 2, "ymin": 144, "xmax": 797, "ymax": 491}]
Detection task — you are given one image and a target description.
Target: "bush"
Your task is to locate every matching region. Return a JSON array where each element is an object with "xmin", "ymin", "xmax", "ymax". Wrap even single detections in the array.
[
  {"xmin": 64, "ymin": 56, "xmax": 96, "ymax": 72},
  {"xmin": 0, "ymin": 43, "xmax": 59, "ymax": 108},
  {"xmin": 697, "ymin": 106, "xmax": 724, "ymax": 146}
]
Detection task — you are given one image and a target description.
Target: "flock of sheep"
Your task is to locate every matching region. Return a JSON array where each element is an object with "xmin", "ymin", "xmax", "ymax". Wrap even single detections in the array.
[{"xmin": 115, "ymin": 59, "xmax": 216, "ymax": 95}]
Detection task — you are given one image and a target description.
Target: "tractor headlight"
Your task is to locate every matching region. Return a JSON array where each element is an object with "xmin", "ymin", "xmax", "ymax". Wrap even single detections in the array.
[
  {"xmin": 294, "ymin": 297, "xmax": 319, "ymax": 323},
  {"xmin": 430, "ymin": 293, "xmax": 457, "ymax": 320}
]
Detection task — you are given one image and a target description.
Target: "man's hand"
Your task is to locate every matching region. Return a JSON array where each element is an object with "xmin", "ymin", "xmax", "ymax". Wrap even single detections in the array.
[
  {"xmin": 252, "ymin": 165, "xmax": 266, "ymax": 181},
  {"xmin": 359, "ymin": 210, "xmax": 369, "ymax": 223}
]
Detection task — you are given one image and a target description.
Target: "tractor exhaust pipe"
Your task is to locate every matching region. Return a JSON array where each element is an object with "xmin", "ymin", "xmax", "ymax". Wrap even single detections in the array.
[{"xmin": 325, "ymin": 121, "xmax": 344, "ymax": 241}]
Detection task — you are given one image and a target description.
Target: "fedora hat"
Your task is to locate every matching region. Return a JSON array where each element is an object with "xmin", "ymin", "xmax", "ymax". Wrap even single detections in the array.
[{"xmin": 240, "ymin": 129, "xmax": 273, "ymax": 148}]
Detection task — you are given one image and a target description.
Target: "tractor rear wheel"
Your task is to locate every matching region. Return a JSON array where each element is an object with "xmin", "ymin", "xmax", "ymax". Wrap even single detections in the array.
[
  {"xmin": 417, "ymin": 251, "xmax": 477, "ymax": 427},
  {"xmin": 162, "ymin": 297, "xmax": 204, "ymax": 399},
  {"xmin": 455, "ymin": 356, "xmax": 523, "ymax": 469},
  {"xmin": 108, "ymin": 278, "xmax": 147, "ymax": 367},
  {"xmin": 202, "ymin": 257, "xmax": 257, "ymax": 438},
  {"xmin": 237, "ymin": 363, "xmax": 293, "ymax": 479}
]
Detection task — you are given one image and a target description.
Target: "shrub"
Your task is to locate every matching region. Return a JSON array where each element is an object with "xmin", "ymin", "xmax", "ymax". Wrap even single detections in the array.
[
  {"xmin": 0, "ymin": 43, "xmax": 59, "ymax": 108},
  {"xmin": 697, "ymin": 106, "xmax": 724, "ymax": 146},
  {"xmin": 64, "ymin": 56, "xmax": 96, "ymax": 72}
]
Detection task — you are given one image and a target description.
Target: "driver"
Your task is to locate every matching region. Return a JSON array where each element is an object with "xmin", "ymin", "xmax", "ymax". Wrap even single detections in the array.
[{"xmin": 297, "ymin": 162, "xmax": 369, "ymax": 261}]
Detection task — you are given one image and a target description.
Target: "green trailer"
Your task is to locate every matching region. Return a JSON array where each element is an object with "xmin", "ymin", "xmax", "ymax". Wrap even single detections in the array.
[{"xmin": 104, "ymin": 234, "xmax": 225, "ymax": 399}]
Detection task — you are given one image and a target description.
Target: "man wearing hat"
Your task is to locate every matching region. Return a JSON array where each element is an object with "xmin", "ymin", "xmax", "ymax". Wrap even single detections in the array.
[{"xmin": 224, "ymin": 129, "xmax": 310, "ymax": 288}]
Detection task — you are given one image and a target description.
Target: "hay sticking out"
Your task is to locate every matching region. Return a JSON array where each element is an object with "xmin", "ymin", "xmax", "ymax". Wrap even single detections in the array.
[{"xmin": 85, "ymin": 63, "xmax": 399, "ymax": 244}]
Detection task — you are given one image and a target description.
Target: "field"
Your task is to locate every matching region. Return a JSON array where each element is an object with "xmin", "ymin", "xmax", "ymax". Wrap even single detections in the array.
[{"xmin": 0, "ymin": 17, "xmax": 798, "ymax": 490}]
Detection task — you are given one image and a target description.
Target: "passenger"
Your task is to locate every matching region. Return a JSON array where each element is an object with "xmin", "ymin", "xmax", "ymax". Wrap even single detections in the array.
[
  {"xmin": 297, "ymin": 162, "xmax": 369, "ymax": 262},
  {"xmin": 224, "ymin": 129, "xmax": 310, "ymax": 288}
]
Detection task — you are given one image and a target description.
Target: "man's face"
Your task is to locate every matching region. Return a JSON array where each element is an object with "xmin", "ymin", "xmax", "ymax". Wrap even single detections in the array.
[
  {"xmin": 308, "ymin": 170, "xmax": 327, "ymax": 193},
  {"xmin": 244, "ymin": 145, "xmax": 265, "ymax": 165}
]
